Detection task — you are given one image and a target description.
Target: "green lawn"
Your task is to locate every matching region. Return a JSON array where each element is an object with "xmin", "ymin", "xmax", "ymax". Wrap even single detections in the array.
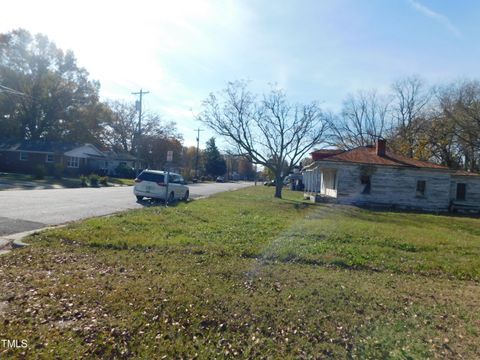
[
  {"xmin": 108, "ymin": 177, "xmax": 135, "ymax": 186},
  {"xmin": 0, "ymin": 187, "xmax": 479, "ymax": 358}
]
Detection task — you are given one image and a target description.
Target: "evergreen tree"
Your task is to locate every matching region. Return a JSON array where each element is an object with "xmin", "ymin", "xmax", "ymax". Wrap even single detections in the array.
[{"xmin": 204, "ymin": 138, "xmax": 226, "ymax": 177}]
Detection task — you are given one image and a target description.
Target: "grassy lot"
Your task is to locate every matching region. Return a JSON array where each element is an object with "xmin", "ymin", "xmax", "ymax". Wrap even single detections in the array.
[{"xmin": 0, "ymin": 187, "xmax": 479, "ymax": 358}]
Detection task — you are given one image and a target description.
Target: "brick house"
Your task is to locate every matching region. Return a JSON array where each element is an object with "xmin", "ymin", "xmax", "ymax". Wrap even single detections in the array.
[{"xmin": 0, "ymin": 140, "xmax": 138, "ymax": 177}]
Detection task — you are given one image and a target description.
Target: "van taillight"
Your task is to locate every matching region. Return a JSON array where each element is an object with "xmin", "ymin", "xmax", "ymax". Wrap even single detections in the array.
[{"xmin": 135, "ymin": 179, "xmax": 142, "ymax": 183}]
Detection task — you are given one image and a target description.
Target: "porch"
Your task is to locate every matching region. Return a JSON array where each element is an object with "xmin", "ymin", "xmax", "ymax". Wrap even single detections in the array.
[{"xmin": 303, "ymin": 166, "xmax": 338, "ymax": 201}]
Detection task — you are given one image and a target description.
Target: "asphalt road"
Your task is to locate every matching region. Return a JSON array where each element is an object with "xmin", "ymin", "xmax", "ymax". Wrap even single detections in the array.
[{"xmin": 0, "ymin": 182, "xmax": 252, "ymax": 236}]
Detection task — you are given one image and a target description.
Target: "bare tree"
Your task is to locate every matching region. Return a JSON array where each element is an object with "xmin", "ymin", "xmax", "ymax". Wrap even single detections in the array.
[
  {"xmin": 102, "ymin": 100, "xmax": 182, "ymax": 153},
  {"xmin": 102, "ymin": 101, "xmax": 138, "ymax": 152},
  {"xmin": 197, "ymin": 81, "xmax": 328, "ymax": 198},
  {"xmin": 390, "ymin": 76, "xmax": 432, "ymax": 157},
  {"xmin": 436, "ymin": 80, "xmax": 480, "ymax": 171},
  {"xmin": 329, "ymin": 90, "xmax": 390, "ymax": 149}
]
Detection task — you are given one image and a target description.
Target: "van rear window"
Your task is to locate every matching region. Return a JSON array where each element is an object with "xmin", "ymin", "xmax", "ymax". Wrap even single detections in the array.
[{"xmin": 138, "ymin": 172, "xmax": 164, "ymax": 183}]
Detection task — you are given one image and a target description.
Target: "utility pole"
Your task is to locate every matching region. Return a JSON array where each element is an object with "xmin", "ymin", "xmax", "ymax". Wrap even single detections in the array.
[
  {"xmin": 132, "ymin": 89, "xmax": 149, "ymax": 174},
  {"xmin": 194, "ymin": 128, "xmax": 203, "ymax": 179}
]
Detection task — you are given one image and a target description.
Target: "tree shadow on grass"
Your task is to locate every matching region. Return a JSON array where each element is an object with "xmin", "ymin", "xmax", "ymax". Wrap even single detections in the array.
[{"xmin": 279, "ymin": 197, "xmax": 325, "ymax": 210}]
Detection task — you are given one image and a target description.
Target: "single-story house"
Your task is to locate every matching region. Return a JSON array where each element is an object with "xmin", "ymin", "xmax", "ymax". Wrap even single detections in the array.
[
  {"xmin": 0, "ymin": 139, "xmax": 138, "ymax": 177},
  {"xmin": 87, "ymin": 151, "xmax": 138, "ymax": 176},
  {"xmin": 303, "ymin": 139, "xmax": 480, "ymax": 212}
]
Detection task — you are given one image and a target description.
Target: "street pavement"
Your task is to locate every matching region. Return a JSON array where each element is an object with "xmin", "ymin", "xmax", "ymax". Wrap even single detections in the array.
[{"xmin": 0, "ymin": 182, "xmax": 252, "ymax": 236}]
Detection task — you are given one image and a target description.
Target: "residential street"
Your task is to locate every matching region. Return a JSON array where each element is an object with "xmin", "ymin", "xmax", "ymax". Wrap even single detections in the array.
[{"xmin": 0, "ymin": 182, "xmax": 252, "ymax": 236}]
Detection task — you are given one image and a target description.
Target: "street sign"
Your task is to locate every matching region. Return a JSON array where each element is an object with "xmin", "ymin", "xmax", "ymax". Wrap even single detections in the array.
[{"xmin": 167, "ymin": 151, "xmax": 173, "ymax": 162}]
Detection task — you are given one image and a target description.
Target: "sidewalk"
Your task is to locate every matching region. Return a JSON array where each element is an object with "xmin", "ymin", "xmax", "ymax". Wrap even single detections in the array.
[
  {"xmin": 0, "ymin": 228, "xmax": 43, "ymax": 255},
  {"xmin": 0, "ymin": 237, "xmax": 11, "ymax": 255},
  {"xmin": 0, "ymin": 179, "xmax": 65, "ymax": 190}
]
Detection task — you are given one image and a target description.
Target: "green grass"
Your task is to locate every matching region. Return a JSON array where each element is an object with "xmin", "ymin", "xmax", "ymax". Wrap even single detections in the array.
[
  {"xmin": 108, "ymin": 177, "xmax": 135, "ymax": 186},
  {"xmin": 0, "ymin": 186, "xmax": 479, "ymax": 359},
  {"xmin": 262, "ymin": 205, "xmax": 480, "ymax": 280}
]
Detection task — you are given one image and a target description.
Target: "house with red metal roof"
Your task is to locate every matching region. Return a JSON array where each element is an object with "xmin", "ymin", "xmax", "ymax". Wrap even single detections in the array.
[{"xmin": 303, "ymin": 139, "xmax": 480, "ymax": 212}]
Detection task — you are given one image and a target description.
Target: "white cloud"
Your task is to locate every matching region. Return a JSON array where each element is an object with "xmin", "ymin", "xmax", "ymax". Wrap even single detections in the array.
[{"xmin": 408, "ymin": 0, "xmax": 461, "ymax": 38}]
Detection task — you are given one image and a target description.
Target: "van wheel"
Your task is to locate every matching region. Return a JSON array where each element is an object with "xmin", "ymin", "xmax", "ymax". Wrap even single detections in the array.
[
  {"xmin": 136, "ymin": 196, "xmax": 143, "ymax": 201},
  {"xmin": 183, "ymin": 190, "xmax": 189, "ymax": 201},
  {"xmin": 168, "ymin": 192, "xmax": 175, "ymax": 204}
]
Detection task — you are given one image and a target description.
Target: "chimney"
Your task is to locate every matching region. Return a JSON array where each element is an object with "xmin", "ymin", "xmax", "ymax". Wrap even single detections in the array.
[{"xmin": 376, "ymin": 138, "xmax": 386, "ymax": 156}]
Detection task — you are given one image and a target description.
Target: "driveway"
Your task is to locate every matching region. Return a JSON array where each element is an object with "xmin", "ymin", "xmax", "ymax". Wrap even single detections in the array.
[{"xmin": 0, "ymin": 182, "xmax": 252, "ymax": 236}]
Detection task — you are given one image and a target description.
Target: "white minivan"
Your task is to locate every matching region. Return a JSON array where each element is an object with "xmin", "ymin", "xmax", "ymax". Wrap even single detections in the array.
[{"xmin": 133, "ymin": 170, "xmax": 189, "ymax": 202}]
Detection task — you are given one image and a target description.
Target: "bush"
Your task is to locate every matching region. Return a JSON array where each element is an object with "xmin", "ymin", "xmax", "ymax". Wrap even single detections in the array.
[
  {"xmin": 80, "ymin": 175, "xmax": 88, "ymax": 187},
  {"xmin": 34, "ymin": 165, "xmax": 46, "ymax": 180},
  {"xmin": 100, "ymin": 176, "xmax": 109, "ymax": 186},
  {"xmin": 89, "ymin": 174, "xmax": 100, "ymax": 187},
  {"xmin": 181, "ymin": 169, "xmax": 192, "ymax": 182},
  {"xmin": 115, "ymin": 164, "xmax": 136, "ymax": 179},
  {"xmin": 53, "ymin": 163, "xmax": 64, "ymax": 179}
]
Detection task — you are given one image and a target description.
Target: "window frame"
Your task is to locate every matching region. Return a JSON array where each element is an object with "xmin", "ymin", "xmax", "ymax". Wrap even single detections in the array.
[
  {"xmin": 456, "ymin": 183, "xmax": 466, "ymax": 201},
  {"xmin": 361, "ymin": 174, "xmax": 371, "ymax": 194},
  {"xmin": 416, "ymin": 180, "xmax": 426, "ymax": 198},
  {"xmin": 19, "ymin": 152, "xmax": 28, "ymax": 161},
  {"xmin": 67, "ymin": 156, "xmax": 80, "ymax": 168},
  {"xmin": 45, "ymin": 154, "xmax": 54, "ymax": 163}
]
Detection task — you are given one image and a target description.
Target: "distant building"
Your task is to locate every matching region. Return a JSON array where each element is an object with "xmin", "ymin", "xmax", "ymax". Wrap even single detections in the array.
[
  {"xmin": 303, "ymin": 139, "xmax": 480, "ymax": 212},
  {"xmin": 0, "ymin": 139, "xmax": 138, "ymax": 177}
]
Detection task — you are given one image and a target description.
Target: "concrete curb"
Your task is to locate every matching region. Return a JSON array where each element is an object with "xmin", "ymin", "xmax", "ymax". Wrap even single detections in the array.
[
  {"xmin": 0, "ymin": 226, "xmax": 61, "ymax": 251},
  {"xmin": 0, "ymin": 238, "xmax": 12, "ymax": 256}
]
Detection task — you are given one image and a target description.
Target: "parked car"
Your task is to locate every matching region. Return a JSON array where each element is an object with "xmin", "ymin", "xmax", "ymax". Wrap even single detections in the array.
[
  {"xmin": 216, "ymin": 176, "xmax": 225, "ymax": 183},
  {"xmin": 134, "ymin": 170, "xmax": 189, "ymax": 202},
  {"xmin": 263, "ymin": 179, "xmax": 276, "ymax": 186}
]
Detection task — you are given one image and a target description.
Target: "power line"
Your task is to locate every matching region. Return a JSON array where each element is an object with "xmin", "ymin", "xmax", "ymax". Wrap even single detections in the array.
[
  {"xmin": 194, "ymin": 128, "xmax": 204, "ymax": 178},
  {"xmin": 0, "ymin": 84, "xmax": 28, "ymax": 97},
  {"xmin": 132, "ymin": 89, "xmax": 150, "ymax": 137},
  {"xmin": 132, "ymin": 89, "xmax": 149, "ymax": 174}
]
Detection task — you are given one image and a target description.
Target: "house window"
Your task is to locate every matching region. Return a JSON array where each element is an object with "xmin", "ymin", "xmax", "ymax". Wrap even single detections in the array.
[
  {"xmin": 361, "ymin": 175, "xmax": 371, "ymax": 194},
  {"xmin": 67, "ymin": 156, "xmax": 80, "ymax": 168},
  {"xmin": 46, "ymin": 154, "xmax": 54, "ymax": 163},
  {"xmin": 19, "ymin": 152, "xmax": 28, "ymax": 161},
  {"xmin": 416, "ymin": 180, "xmax": 426, "ymax": 197},
  {"xmin": 456, "ymin": 183, "xmax": 466, "ymax": 201}
]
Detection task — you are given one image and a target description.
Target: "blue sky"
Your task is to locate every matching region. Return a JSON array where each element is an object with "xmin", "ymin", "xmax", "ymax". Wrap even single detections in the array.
[{"xmin": 1, "ymin": 0, "xmax": 479, "ymax": 147}]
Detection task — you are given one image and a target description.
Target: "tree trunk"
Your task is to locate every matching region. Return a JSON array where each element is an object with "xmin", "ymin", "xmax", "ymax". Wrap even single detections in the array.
[{"xmin": 274, "ymin": 176, "xmax": 283, "ymax": 198}]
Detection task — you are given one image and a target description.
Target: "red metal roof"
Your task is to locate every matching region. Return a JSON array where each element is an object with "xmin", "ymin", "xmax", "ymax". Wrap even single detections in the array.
[
  {"xmin": 312, "ymin": 146, "xmax": 449, "ymax": 169},
  {"xmin": 454, "ymin": 170, "xmax": 480, "ymax": 176},
  {"xmin": 311, "ymin": 149, "xmax": 344, "ymax": 161}
]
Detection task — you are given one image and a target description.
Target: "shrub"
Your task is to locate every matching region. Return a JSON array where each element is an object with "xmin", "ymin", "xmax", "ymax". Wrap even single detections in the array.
[
  {"xmin": 100, "ymin": 176, "xmax": 109, "ymax": 186},
  {"xmin": 34, "ymin": 165, "xmax": 46, "ymax": 180},
  {"xmin": 89, "ymin": 174, "xmax": 100, "ymax": 187},
  {"xmin": 181, "ymin": 169, "xmax": 192, "ymax": 182},
  {"xmin": 115, "ymin": 164, "xmax": 136, "ymax": 179},
  {"xmin": 80, "ymin": 175, "xmax": 88, "ymax": 187},
  {"xmin": 53, "ymin": 163, "xmax": 64, "ymax": 179}
]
